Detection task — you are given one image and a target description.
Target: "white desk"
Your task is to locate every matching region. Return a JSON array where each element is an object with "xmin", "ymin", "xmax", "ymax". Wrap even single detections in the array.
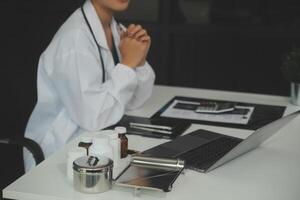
[{"xmin": 3, "ymin": 85, "xmax": 300, "ymax": 200}]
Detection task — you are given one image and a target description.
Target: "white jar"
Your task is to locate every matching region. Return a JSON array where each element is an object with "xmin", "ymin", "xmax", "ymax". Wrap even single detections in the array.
[
  {"xmin": 89, "ymin": 136, "xmax": 113, "ymax": 161},
  {"xmin": 115, "ymin": 126, "xmax": 126, "ymax": 135},
  {"xmin": 101, "ymin": 130, "xmax": 120, "ymax": 168},
  {"xmin": 67, "ymin": 147, "xmax": 86, "ymax": 181}
]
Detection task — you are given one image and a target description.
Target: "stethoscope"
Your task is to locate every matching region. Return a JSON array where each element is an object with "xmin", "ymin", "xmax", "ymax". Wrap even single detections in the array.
[{"xmin": 81, "ymin": 5, "xmax": 106, "ymax": 83}]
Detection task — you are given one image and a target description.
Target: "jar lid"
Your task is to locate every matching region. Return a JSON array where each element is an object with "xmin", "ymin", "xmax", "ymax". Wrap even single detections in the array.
[
  {"xmin": 115, "ymin": 126, "xmax": 126, "ymax": 134},
  {"xmin": 80, "ymin": 136, "xmax": 93, "ymax": 143},
  {"xmin": 73, "ymin": 156, "xmax": 113, "ymax": 173}
]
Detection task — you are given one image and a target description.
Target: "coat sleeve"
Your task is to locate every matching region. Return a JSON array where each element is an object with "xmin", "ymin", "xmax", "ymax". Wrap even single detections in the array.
[
  {"xmin": 125, "ymin": 62, "xmax": 156, "ymax": 110},
  {"xmin": 50, "ymin": 49, "xmax": 138, "ymax": 131}
]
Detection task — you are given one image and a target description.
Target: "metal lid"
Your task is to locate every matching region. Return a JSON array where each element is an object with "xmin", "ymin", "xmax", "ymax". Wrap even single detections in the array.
[{"xmin": 73, "ymin": 156, "xmax": 113, "ymax": 173}]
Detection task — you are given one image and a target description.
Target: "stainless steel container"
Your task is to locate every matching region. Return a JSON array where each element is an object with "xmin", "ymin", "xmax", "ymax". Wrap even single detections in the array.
[{"xmin": 73, "ymin": 156, "xmax": 113, "ymax": 193}]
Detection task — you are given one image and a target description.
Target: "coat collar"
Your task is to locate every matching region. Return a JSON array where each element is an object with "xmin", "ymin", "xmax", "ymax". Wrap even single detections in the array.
[{"xmin": 82, "ymin": 0, "xmax": 119, "ymax": 50}]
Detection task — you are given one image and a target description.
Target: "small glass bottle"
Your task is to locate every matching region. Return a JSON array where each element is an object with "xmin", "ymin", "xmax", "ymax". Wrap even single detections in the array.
[{"xmin": 115, "ymin": 127, "xmax": 128, "ymax": 158}]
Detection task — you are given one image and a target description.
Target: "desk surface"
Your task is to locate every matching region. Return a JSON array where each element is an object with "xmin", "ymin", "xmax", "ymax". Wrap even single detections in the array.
[{"xmin": 3, "ymin": 85, "xmax": 300, "ymax": 200}]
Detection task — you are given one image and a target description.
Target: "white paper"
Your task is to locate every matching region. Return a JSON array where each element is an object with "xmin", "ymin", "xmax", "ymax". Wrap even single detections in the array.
[{"xmin": 161, "ymin": 100, "xmax": 254, "ymax": 125}]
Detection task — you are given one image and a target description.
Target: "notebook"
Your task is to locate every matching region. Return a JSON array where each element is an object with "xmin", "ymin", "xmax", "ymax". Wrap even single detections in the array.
[{"xmin": 110, "ymin": 115, "xmax": 191, "ymax": 139}]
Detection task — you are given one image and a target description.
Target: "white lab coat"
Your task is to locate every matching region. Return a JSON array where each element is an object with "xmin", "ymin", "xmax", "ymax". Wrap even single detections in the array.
[{"xmin": 24, "ymin": 0, "xmax": 155, "ymax": 171}]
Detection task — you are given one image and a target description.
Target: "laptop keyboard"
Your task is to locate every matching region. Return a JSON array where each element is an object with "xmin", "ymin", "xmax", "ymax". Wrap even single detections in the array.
[{"xmin": 178, "ymin": 136, "xmax": 242, "ymax": 172}]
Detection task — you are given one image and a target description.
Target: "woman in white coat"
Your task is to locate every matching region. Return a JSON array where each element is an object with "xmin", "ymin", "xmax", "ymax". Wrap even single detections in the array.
[{"xmin": 24, "ymin": 0, "xmax": 155, "ymax": 171}]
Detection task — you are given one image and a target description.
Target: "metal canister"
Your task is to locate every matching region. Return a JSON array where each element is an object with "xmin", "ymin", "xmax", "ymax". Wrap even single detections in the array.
[{"xmin": 73, "ymin": 156, "xmax": 113, "ymax": 193}]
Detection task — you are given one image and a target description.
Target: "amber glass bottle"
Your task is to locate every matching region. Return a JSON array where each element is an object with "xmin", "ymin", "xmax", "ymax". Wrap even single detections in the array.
[
  {"xmin": 115, "ymin": 127, "xmax": 128, "ymax": 158},
  {"xmin": 119, "ymin": 133, "xmax": 128, "ymax": 158}
]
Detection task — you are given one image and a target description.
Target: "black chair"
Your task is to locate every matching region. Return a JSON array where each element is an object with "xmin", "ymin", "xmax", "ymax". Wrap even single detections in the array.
[
  {"xmin": 0, "ymin": 137, "xmax": 44, "ymax": 165},
  {"xmin": 0, "ymin": 137, "xmax": 44, "ymax": 200},
  {"xmin": 0, "ymin": 66, "xmax": 45, "ymax": 199}
]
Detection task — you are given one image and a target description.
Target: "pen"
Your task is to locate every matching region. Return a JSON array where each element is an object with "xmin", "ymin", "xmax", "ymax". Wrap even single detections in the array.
[
  {"xmin": 130, "ymin": 125, "xmax": 173, "ymax": 135},
  {"xmin": 118, "ymin": 23, "xmax": 127, "ymax": 33},
  {"xmin": 127, "ymin": 130, "xmax": 170, "ymax": 139},
  {"xmin": 129, "ymin": 122, "xmax": 173, "ymax": 131}
]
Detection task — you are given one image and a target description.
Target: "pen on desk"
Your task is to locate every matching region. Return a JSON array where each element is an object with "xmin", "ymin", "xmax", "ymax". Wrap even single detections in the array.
[
  {"xmin": 130, "ymin": 125, "xmax": 172, "ymax": 135},
  {"xmin": 127, "ymin": 130, "xmax": 167, "ymax": 139},
  {"xmin": 129, "ymin": 122, "xmax": 173, "ymax": 131}
]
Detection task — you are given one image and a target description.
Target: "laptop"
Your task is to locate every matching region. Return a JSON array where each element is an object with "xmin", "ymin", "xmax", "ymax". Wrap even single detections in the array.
[{"xmin": 143, "ymin": 110, "xmax": 300, "ymax": 173}]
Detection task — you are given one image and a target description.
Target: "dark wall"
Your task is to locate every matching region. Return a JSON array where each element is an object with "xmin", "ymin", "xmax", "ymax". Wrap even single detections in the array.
[
  {"xmin": 167, "ymin": 29, "xmax": 298, "ymax": 94},
  {"xmin": 0, "ymin": 0, "xmax": 84, "ymax": 194},
  {"xmin": 1, "ymin": 0, "xmax": 84, "ymax": 135},
  {"xmin": 116, "ymin": 0, "xmax": 300, "ymax": 95}
]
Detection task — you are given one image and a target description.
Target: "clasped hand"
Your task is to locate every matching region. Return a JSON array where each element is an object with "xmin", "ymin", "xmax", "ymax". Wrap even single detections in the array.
[{"xmin": 119, "ymin": 24, "xmax": 151, "ymax": 68}]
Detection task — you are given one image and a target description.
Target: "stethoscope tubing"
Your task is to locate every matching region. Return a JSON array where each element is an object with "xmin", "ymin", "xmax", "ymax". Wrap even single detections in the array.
[{"xmin": 81, "ymin": 5, "xmax": 106, "ymax": 83}]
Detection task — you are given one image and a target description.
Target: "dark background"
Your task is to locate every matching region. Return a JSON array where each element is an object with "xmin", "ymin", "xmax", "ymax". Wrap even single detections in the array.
[
  {"xmin": 0, "ymin": 0, "xmax": 299, "ymax": 197},
  {"xmin": 115, "ymin": 0, "xmax": 300, "ymax": 94}
]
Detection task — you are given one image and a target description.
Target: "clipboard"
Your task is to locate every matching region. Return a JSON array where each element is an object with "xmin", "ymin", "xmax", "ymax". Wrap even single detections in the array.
[{"xmin": 151, "ymin": 96, "xmax": 286, "ymax": 130}]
